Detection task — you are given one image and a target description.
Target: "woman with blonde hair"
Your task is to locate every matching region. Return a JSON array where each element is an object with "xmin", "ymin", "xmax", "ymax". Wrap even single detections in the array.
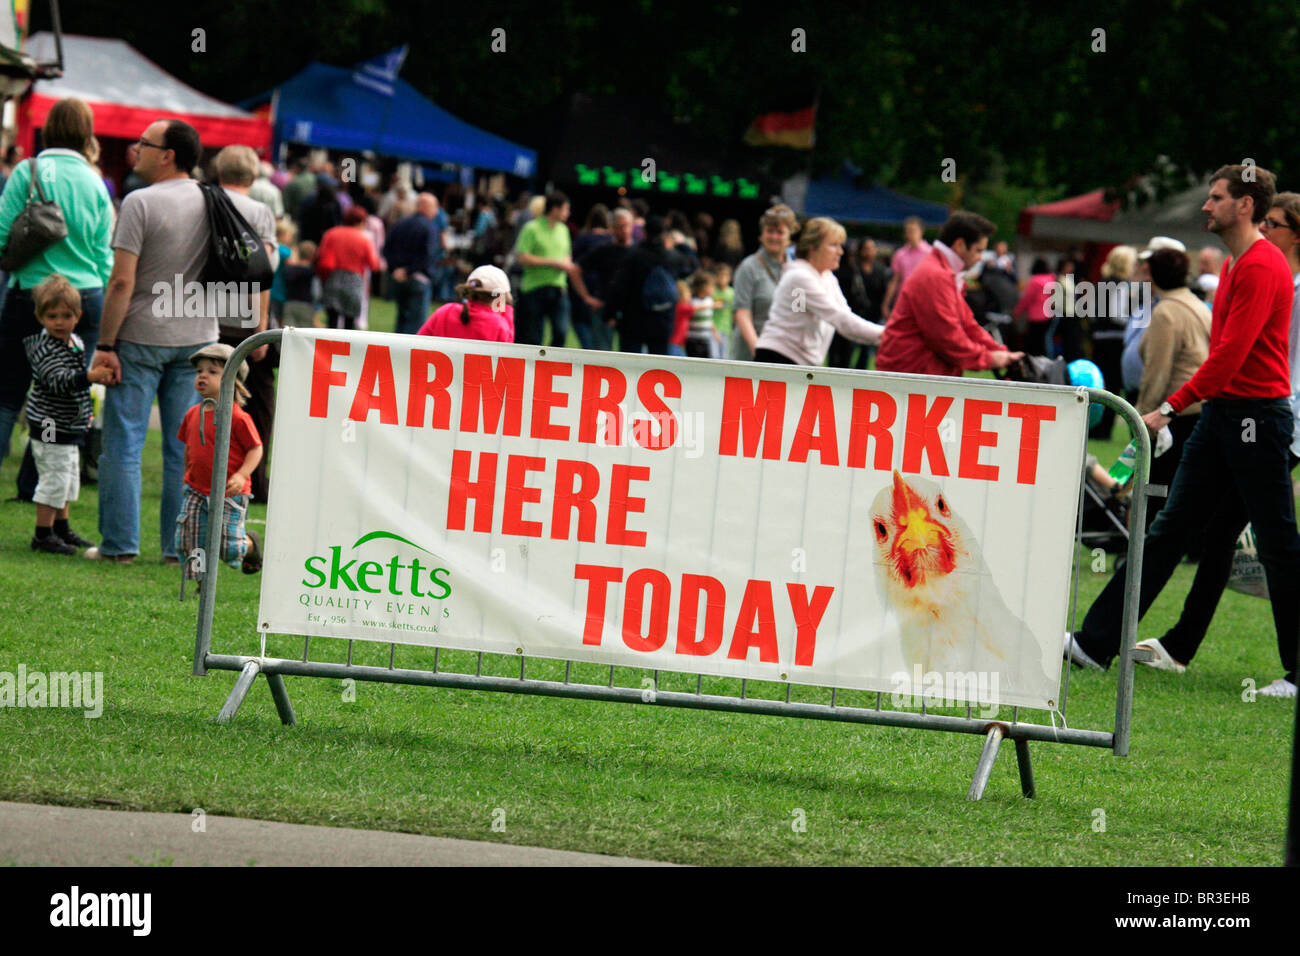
[
  {"xmin": 753, "ymin": 216, "xmax": 883, "ymax": 365},
  {"xmin": 715, "ymin": 218, "xmax": 745, "ymax": 270},
  {"xmin": 1090, "ymin": 244, "xmax": 1137, "ymax": 438},
  {"xmin": 0, "ymin": 97, "xmax": 115, "ymax": 487}
]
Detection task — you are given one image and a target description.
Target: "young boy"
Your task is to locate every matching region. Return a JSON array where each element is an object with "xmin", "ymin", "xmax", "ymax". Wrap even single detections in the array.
[
  {"xmin": 24, "ymin": 276, "xmax": 113, "ymax": 554},
  {"xmin": 685, "ymin": 270, "xmax": 724, "ymax": 359},
  {"xmin": 281, "ymin": 240, "xmax": 318, "ymax": 328},
  {"xmin": 269, "ymin": 219, "xmax": 298, "ymax": 326},
  {"xmin": 175, "ymin": 344, "xmax": 264, "ymax": 579},
  {"xmin": 711, "ymin": 263, "xmax": 735, "ymax": 357}
]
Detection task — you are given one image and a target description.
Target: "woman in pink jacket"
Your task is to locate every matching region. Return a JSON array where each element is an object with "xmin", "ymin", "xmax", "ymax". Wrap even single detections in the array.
[
  {"xmin": 1014, "ymin": 258, "xmax": 1057, "ymax": 356},
  {"xmin": 416, "ymin": 265, "xmax": 515, "ymax": 342}
]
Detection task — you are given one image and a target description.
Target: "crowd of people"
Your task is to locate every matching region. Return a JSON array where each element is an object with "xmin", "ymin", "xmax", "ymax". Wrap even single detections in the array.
[{"xmin": 0, "ymin": 101, "xmax": 1294, "ymax": 695}]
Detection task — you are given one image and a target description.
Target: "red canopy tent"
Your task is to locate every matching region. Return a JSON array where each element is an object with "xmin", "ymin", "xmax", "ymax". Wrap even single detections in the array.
[{"xmin": 15, "ymin": 32, "xmax": 271, "ymax": 157}]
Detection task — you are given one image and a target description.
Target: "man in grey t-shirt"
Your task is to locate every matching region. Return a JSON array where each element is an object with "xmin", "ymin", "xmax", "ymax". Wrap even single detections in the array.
[{"xmin": 88, "ymin": 118, "xmax": 216, "ymax": 563}]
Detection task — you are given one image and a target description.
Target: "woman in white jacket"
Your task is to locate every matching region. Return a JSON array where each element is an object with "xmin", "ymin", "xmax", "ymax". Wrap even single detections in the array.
[{"xmin": 754, "ymin": 217, "xmax": 883, "ymax": 365}]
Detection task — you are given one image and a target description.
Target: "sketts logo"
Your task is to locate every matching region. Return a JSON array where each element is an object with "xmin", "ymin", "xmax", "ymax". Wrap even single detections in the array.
[{"xmin": 301, "ymin": 531, "xmax": 452, "ymax": 598}]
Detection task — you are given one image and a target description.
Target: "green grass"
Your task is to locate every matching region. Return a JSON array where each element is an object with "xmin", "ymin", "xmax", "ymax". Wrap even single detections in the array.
[{"xmin": 0, "ymin": 331, "xmax": 1293, "ymax": 865}]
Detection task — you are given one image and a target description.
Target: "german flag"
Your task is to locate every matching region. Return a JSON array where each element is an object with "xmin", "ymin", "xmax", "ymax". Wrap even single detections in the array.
[{"xmin": 743, "ymin": 106, "xmax": 816, "ymax": 149}]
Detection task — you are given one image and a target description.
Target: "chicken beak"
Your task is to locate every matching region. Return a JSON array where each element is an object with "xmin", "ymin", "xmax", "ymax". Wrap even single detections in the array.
[{"xmin": 895, "ymin": 507, "xmax": 941, "ymax": 555}]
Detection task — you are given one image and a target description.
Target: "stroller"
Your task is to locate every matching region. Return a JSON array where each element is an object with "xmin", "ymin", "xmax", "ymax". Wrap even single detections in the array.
[{"xmin": 1000, "ymin": 354, "xmax": 1132, "ymax": 553}]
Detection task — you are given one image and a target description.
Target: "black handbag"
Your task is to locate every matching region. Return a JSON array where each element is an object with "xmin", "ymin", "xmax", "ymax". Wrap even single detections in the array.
[
  {"xmin": 0, "ymin": 154, "xmax": 68, "ymax": 272},
  {"xmin": 198, "ymin": 182, "xmax": 274, "ymax": 286}
]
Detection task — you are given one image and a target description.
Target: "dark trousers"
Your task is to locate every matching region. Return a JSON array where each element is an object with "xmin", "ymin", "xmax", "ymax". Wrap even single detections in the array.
[
  {"xmin": 515, "ymin": 286, "xmax": 570, "ymax": 346},
  {"xmin": 754, "ymin": 348, "xmax": 797, "ymax": 365},
  {"xmin": 1025, "ymin": 321, "xmax": 1050, "ymax": 356},
  {"xmin": 1057, "ymin": 315, "xmax": 1085, "ymax": 362},
  {"xmin": 1078, "ymin": 399, "xmax": 1300, "ymax": 683},
  {"xmin": 391, "ymin": 276, "xmax": 432, "ymax": 336},
  {"xmin": 1090, "ymin": 337, "xmax": 1124, "ymax": 439},
  {"xmin": 1159, "ymin": 451, "xmax": 1300, "ymax": 666},
  {"xmin": 1146, "ymin": 412, "xmax": 1199, "ymax": 531},
  {"xmin": 218, "ymin": 332, "xmax": 276, "ymax": 503},
  {"xmin": 618, "ymin": 323, "xmax": 668, "ymax": 356},
  {"xmin": 826, "ymin": 331, "xmax": 872, "ymax": 370}
]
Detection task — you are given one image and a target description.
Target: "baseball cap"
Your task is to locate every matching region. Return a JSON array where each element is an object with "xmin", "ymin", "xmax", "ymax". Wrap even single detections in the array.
[
  {"xmin": 190, "ymin": 343, "xmax": 250, "ymax": 401},
  {"xmin": 1139, "ymin": 236, "xmax": 1186, "ymax": 260},
  {"xmin": 464, "ymin": 265, "xmax": 511, "ymax": 298}
]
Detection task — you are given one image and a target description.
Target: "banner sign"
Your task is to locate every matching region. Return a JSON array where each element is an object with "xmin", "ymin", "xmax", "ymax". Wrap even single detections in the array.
[{"xmin": 260, "ymin": 330, "xmax": 1087, "ymax": 710}]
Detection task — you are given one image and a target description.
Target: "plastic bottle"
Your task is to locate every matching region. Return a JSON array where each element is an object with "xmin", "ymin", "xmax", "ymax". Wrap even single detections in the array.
[
  {"xmin": 1109, "ymin": 442, "xmax": 1138, "ymax": 484},
  {"xmin": 1108, "ymin": 427, "xmax": 1173, "ymax": 484}
]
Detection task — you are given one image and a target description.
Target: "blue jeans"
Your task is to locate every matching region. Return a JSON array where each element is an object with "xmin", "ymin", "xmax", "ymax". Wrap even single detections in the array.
[
  {"xmin": 392, "ymin": 276, "xmax": 432, "ymax": 336},
  {"xmin": 516, "ymin": 286, "xmax": 571, "ymax": 346},
  {"xmin": 97, "ymin": 340, "xmax": 210, "ymax": 558},
  {"xmin": 1078, "ymin": 398, "xmax": 1300, "ymax": 682}
]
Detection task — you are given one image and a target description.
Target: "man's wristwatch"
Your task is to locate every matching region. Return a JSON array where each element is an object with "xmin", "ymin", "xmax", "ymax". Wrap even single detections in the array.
[
  {"xmin": 95, "ymin": 343, "xmax": 116, "ymax": 353},
  {"xmin": 1158, "ymin": 401, "xmax": 1175, "ymax": 417}
]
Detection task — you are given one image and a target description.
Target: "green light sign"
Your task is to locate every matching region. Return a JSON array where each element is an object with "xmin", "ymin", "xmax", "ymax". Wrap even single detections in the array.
[{"xmin": 570, "ymin": 165, "xmax": 762, "ymax": 199}]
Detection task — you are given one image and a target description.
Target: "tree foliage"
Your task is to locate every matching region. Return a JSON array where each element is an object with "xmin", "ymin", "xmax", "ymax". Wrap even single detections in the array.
[{"xmin": 31, "ymin": 0, "xmax": 1300, "ymax": 197}]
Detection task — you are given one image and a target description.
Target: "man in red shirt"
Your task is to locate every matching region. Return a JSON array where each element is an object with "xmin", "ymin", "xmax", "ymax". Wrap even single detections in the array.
[
  {"xmin": 1067, "ymin": 164, "xmax": 1300, "ymax": 697},
  {"xmin": 875, "ymin": 212, "xmax": 1023, "ymax": 376}
]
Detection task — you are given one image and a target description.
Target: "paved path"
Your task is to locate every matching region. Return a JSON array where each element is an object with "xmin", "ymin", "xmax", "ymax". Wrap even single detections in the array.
[{"xmin": 0, "ymin": 801, "xmax": 671, "ymax": 866}]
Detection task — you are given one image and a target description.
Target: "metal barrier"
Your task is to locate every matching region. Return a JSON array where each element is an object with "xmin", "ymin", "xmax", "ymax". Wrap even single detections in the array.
[{"xmin": 191, "ymin": 330, "xmax": 1152, "ymax": 800}]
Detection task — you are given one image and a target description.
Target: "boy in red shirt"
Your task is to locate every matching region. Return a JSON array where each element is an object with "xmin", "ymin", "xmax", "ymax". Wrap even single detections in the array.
[{"xmin": 174, "ymin": 344, "xmax": 264, "ymax": 579}]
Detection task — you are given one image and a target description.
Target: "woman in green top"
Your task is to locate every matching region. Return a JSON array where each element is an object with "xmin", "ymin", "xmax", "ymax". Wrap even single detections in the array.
[
  {"xmin": 0, "ymin": 97, "xmax": 115, "ymax": 470},
  {"xmin": 731, "ymin": 204, "xmax": 798, "ymax": 362}
]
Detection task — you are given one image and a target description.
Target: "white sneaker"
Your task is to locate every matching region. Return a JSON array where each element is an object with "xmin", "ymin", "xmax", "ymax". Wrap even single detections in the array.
[
  {"xmin": 1135, "ymin": 638, "xmax": 1186, "ymax": 674},
  {"xmin": 1259, "ymin": 678, "xmax": 1298, "ymax": 698},
  {"xmin": 1063, "ymin": 631, "xmax": 1103, "ymax": 670}
]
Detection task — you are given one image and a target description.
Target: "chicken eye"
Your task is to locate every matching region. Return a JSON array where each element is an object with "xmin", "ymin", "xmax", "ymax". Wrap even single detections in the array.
[
  {"xmin": 935, "ymin": 496, "xmax": 949, "ymax": 515},
  {"xmin": 873, "ymin": 519, "xmax": 888, "ymax": 541}
]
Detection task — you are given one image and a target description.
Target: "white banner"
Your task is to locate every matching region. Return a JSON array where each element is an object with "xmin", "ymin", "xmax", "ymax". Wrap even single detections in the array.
[{"xmin": 259, "ymin": 329, "xmax": 1087, "ymax": 710}]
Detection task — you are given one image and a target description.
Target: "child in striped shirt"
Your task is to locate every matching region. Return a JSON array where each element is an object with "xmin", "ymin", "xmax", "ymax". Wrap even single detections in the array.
[
  {"xmin": 23, "ymin": 276, "xmax": 113, "ymax": 554},
  {"xmin": 685, "ymin": 270, "xmax": 724, "ymax": 358}
]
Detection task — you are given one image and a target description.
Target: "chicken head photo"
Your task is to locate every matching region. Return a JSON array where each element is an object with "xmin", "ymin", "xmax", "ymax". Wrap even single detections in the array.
[{"xmin": 870, "ymin": 471, "xmax": 1054, "ymax": 703}]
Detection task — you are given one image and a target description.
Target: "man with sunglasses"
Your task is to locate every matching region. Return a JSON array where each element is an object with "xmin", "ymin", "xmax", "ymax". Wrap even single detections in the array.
[
  {"xmin": 1066, "ymin": 165, "xmax": 1300, "ymax": 699},
  {"xmin": 87, "ymin": 119, "xmax": 216, "ymax": 565}
]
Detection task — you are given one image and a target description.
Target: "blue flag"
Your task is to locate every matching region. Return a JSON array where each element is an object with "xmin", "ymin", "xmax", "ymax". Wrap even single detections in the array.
[{"xmin": 352, "ymin": 45, "xmax": 408, "ymax": 97}]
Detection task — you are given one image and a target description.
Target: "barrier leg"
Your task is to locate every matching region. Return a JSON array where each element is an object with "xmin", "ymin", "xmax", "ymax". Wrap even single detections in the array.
[
  {"xmin": 1014, "ymin": 738, "xmax": 1036, "ymax": 799},
  {"xmin": 266, "ymin": 672, "xmax": 296, "ymax": 726},
  {"xmin": 967, "ymin": 725, "xmax": 1005, "ymax": 801},
  {"xmin": 216, "ymin": 660, "xmax": 261, "ymax": 724}
]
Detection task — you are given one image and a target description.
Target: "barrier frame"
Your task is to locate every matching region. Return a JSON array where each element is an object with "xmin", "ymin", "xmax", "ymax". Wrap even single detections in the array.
[{"xmin": 192, "ymin": 330, "xmax": 1152, "ymax": 800}]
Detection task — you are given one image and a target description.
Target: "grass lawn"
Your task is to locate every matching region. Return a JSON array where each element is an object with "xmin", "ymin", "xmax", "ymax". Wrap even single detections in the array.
[{"xmin": 0, "ymin": 315, "xmax": 1294, "ymax": 865}]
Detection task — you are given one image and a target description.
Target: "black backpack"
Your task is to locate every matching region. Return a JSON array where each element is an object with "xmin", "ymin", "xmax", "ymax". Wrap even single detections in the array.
[{"xmin": 199, "ymin": 182, "xmax": 274, "ymax": 286}]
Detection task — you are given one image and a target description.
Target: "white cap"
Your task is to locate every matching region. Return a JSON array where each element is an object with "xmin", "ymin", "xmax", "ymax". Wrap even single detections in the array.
[
  {"xmin": 1139, "ymin": 236, "xmax": 1186, "ymax": 260},
  {"xmin": 464, "ymin": 265, "xmax": 511, "ymax": 297}
]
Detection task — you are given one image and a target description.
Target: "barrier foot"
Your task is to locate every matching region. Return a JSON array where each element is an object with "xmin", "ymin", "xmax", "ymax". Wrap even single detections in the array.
[
  {"xmin": 1014, "ymin": 738, "xmax": 1036, "ymax": 799},
  {"xmin": 266, "ymin": 672, "xmax": 296, "ymax": 726},
  {"xmin": 966, "ymin": 725, "xmax": 1005, "ymax": 801},
  {"xmin": 216, "ymin": 660, "xmax": 261, "ymax": 724}
]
